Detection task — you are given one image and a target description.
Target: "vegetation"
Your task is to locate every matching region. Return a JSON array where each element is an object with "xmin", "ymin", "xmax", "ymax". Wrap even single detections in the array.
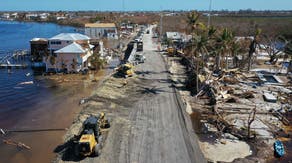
[
  {"xmin": 89, "ymin": 53, "xmax": 107, "ymax": 70},
  {"xmin": 182, "ymin": 11, "xmax": 292, "ymax": 94}
]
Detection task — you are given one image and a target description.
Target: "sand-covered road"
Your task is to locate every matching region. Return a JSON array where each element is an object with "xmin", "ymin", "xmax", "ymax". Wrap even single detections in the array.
[{"xmin": 56, "ymin": 25, "xmax": 205, "ymax": 163}]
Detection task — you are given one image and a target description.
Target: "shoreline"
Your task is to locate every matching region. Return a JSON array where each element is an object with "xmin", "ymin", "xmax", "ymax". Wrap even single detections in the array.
[
  {"xmin": 0, "ymin": 19, "xmax": 83, "ymax": 28},
  {"xmin": 0, "ymin": 70, "xmax": 106, "ymax": 163}
]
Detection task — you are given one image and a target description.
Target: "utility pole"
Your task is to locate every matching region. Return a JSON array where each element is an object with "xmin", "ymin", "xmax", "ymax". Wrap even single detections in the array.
[
  {"xmin": 122, "ymin": 0, "xmax": 125, "ymax": 11},
  {"xmin": 160, "ymin": 6, "xmax": 163, "ymax": 42},
  {"xmin": 207, "ymin": 0, "xmax": 212, "ymax": 28}
]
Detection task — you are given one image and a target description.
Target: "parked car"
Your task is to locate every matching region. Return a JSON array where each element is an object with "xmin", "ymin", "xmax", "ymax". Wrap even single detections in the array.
[{"xmin": 134, "ymin": 53, "xmax": 146, "ymax": 63}]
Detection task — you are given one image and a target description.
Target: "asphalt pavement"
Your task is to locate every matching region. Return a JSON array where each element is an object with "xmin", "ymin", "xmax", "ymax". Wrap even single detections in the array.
[
  {"xmin": 114, "ymin": 26, "xmax": 206, "ymax": 163},
  {"xmin": 58, "ymin": 25, "xmax": 206, "ymax": 163}
]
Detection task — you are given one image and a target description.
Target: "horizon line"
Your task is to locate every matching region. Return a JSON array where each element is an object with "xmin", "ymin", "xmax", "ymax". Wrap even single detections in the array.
[{"xmin": 1, "ymin": 9, "xmax": 292, "ymax": 12}]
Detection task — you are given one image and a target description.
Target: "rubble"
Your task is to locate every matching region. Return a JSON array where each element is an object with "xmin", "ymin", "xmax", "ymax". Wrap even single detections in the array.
[{"xmin": 162, "ymin": 49, "xmax": 292, "ymax": 162}]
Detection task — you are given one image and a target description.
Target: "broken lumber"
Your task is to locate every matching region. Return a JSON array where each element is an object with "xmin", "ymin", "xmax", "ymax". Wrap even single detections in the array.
[{"xmin": 3, "ymin": 139, "xmax": 31, "ymax": 150}]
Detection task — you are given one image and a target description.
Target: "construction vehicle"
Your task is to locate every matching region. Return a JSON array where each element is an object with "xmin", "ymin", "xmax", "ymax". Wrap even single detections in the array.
[
  {"xmin": 98, "ymin": 112, "xmax": 110, "ymax": 128},
  {"xmin": 137, "ymin": 41, "xmax": 143, "ymax": 52},
  {"xmin": 116, "ymin": 63, "xmax": 134, "ymax": 77},
  {"xmin": 74, "ymin": 113, "xmax": 110, "ymax": 157},
  {"xmin": 167, "ymin": 47, "xmax": 176, "ymax": 56}
]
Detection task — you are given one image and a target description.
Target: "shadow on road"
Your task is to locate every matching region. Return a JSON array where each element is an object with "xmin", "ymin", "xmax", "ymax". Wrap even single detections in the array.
[
  {"xmin": 135, "ymin": 70, "xmax": 159, "ymax": 76},
  {"xmin": 137, "ymin": 86, "xmax": 174, "ymax": 95}
]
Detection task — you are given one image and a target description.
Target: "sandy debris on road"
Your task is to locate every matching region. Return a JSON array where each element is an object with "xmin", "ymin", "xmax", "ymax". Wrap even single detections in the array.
[
  {"xmin": 199, "ymin": 139, "xmax": 251, "ymax": 162},
  {"xmin": 163, "ymin": 54, "xmax": 256, "ymax": 162}
]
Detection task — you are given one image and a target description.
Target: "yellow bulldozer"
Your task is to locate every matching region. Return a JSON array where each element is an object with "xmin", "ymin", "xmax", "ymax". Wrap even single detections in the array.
[
  {"xmin": 116, "ymin": 63, "xmax": 134, "ymax": 78},
  {"xmin": 74, "ymin": 113, "xmax": 110, "ymax": 157}
]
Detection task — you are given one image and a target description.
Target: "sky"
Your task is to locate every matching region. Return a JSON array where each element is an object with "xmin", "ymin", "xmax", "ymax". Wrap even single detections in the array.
[{"xmin": 1, "ymin": 0, "xmax": 292, "ymax": 11}]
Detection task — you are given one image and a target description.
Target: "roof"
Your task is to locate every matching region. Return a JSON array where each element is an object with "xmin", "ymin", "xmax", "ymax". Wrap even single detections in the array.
[
  {"xmin": 85, "ymin": 23, "xmax": 116, "ymax": 28},
  {"xmin": 55, "ymin": 42, "xmax": 86, "ymax": 54},
  {"xmin": 50, "ymin": 33, "xmax": 90, "ymax": 41},
  {"xmin": 30, "ymin": 38, "xmax": 47, "ymax": 42}
]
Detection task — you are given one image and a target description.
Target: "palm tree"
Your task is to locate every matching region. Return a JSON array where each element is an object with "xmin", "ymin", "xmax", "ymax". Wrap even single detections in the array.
[
  {"xmin": 248, "ymin": 28, "xmax": 261, "ymax": 71},
  {"xmin": 230, "ymin": 41, "xmax": 241, "ymax": 68},
  {"xmin": 187, "ymin": 11, "xmax": 220, "ymax": 94},
  {"xmin": 187, "ymin": 11, "xmax": 201, "ymax": 94},
  {"xmin": 187, "ymin": 11, "xmax": 200, "ymax": 33},
  {"xmin": 216, "ymin": 28, "xmax": 234, "ymax": 70}
]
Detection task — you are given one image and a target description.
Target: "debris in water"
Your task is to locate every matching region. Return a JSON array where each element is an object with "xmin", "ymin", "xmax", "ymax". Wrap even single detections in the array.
[
  {"xmin": 3, "ymin": 139, "xmax": 31, "ymax": 150},
  {"xmin": 79, "ymin": 98, "xmax": 88, "ymax": 105},
  {"xmin": 26, "ymin": 73, "xmax": 31, "ymax": 76},
  {"xmin": 19, "ymin": 81, "xmax": 34, "ymax": 85},
  {"xmin": 0, "ymin": 128, "xmax": 5, "ymax": 135}
]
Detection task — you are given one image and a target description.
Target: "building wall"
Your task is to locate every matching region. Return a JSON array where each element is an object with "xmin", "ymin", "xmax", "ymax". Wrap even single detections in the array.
[
  {"xmin": 45, "ymin": 53, "xmax": 87, "ymax": 72},
  {"xmin": 45, "ymin": 38, "xmax": 91, "ymax": 72},
  {"xmin": 45, "ymin": 48, "xmax": 92, "ymax": 72},
  {"xmin": 85, "ymin": 27, "xmax": 118, "ymax": 39},
  {"xmin": 30, "ymin": 41, "xmax": 48, "ymax": 62},
  {"xmin": 57, "ymin": 53, "xmax": 81, "ymax": 72},
  {"xmin": 48, "ymin": 40, "xmax": 73, "ymax": 51}
]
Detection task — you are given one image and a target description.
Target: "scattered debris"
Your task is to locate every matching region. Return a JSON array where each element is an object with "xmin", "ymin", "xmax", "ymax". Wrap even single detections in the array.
[
  {"xmin": 274, "ymin": 140, "xmax": 285, "ymax": 157},
  {"xmin": 0, "ymin": 128, "xmax": 5, "ymax": 135},
  {"xmin": 263, "ymin": 92, "xmax": 277, "ymax": 103},
  {"xmin": 79, "ymin": 98, "xmax": 88, "ymax": 105},
  {"xmin": 2, "ymin": 139, "xmax": 31, "ymax": 150},
  {"xmin": 238, "ymin": 91, "xmax": 255, "ymax": 99},
  {"xmin": 163, "ymin": 45, "xmax": 292, "ymax": 162},
  {"xmin": 18, "ymin": 81, "xmax": 33, "ymax": 85}
]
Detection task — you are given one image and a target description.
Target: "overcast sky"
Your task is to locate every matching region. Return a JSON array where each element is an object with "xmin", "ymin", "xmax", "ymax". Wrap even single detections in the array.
[{"xmin": 1, "ymin": 0, "xmax": 292, "ymax": 11}]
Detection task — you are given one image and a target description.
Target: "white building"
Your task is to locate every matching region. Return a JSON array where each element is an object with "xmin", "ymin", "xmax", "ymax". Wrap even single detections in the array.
[
  {"xmin": 10, "ymin": 13, "xmax": 18, "ymax": 19},
  {"xmin": 85, "ymin": 23, "xmax": 118, "ymax": 39},
  {"xmin": 39, "ymin": 13, "xmax": 50, "ymax": 20},
  {"xmin": 26, "ymin": 13, "xmax": 38, "ymax": 20},
  {"xmin": 56, "ymin": 16, "xmax": 67, "ymax": 20},
  {"xmin": 1, "ymin": 13, "xmax": 10, "ymax": 19},
  {"xmin": 45, "ymin": 33, "xmax": 94, "ymax": 72}
]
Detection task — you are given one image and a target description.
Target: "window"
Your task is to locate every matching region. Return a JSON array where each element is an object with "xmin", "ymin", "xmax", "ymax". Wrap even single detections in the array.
[{"xmin": 50, "ymin": 41, "xmax": 61, "ymax": 45}]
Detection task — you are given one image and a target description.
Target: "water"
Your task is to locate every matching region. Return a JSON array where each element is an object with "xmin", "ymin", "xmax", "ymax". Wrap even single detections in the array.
[
  {"xmin": 0, "ymin": 20, "xmax": 76, "ymax": 53},
  {"xmin": 0, "ymin": 20, "xmax": 78, "ymax": 125},
  {"xmin": 0, "ymin": 21, "xmax": 95, "ymax": 163}
]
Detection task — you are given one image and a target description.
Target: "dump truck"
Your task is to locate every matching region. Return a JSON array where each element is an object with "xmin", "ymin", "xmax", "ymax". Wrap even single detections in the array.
[
  {"xmin": 74, "ymin": 113, "xmax": 110, "ymax": 157},
  {"xmin": 137, "ymin": 41, "xmax": 143, "ymax": 52},
  {"xmin": 116, "ymin": 63, "xmax": 134, "ymax": 77}
]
